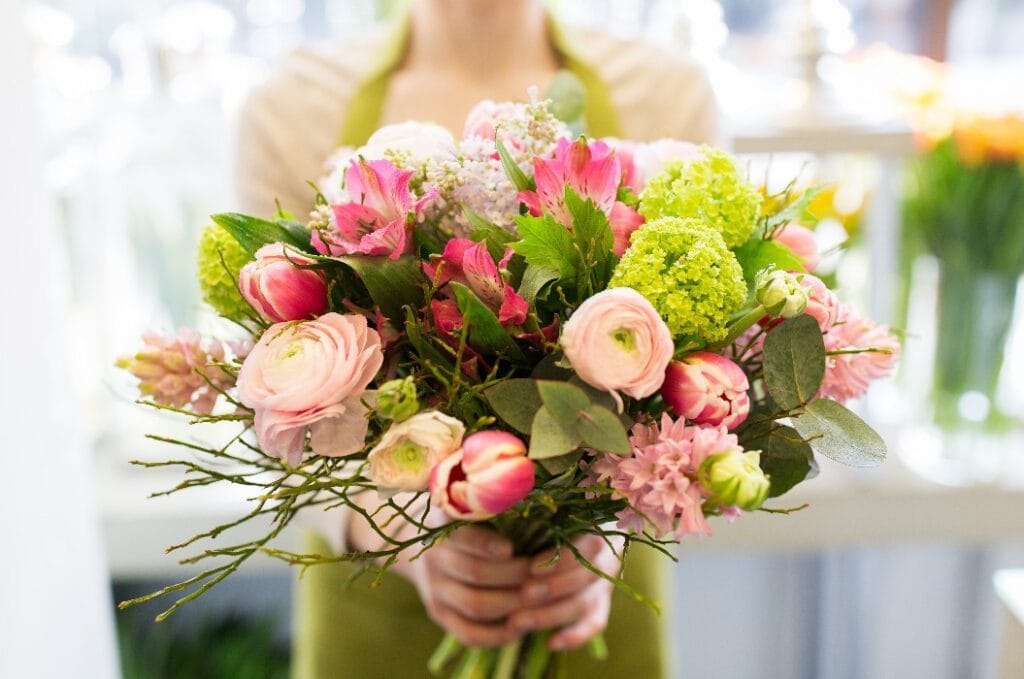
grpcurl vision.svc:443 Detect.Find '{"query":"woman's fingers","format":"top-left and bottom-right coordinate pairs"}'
top-left (432, 576), bottom-right (524, 622)
top-left (446, 525), bottom-right (515, 559)
top-left (429, 603), bottom-right (521, 648)
top-left (431, 548), bottom-right (531, 588)
top-left (547, 583), bottom-right (612, 651)
top-left (529, 534), bottom-right (606, 575)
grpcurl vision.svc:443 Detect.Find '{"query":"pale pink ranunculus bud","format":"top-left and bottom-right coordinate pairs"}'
top-left (799, 273), bottom-right (841, 332)
top-left (239, 243), bottom-right (328, 323)
top-left (367, 411), bottom-right (464, 493)
top-left (560, 287), bottom-right (674, 409)
top-left (463, 99), bottom-right (519, 142)
top-left (360, 121), bottom-right (456, 165)
top-left (661, 352), bottom-right (751, 430)
top-left (430, 431), bottom-right (535, 520)
top-left (774, 224), bottom-right (820, 272)
top-left (632, 139), bottom-right (700, 186)
top-left (236, 313), bottom-right (383, 465)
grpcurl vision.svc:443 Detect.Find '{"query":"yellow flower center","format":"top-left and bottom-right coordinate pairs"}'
top-left (610, 327), bottom-right (636, 353)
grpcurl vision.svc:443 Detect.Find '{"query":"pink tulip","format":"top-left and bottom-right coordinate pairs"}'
top-left (774, 224), bottom-right (820, 272)
top-left (425, 239), bottom-right (528, 327)
top-left (430, 431), bottom-right (535, 521)
top-left (239, 243), bottom-right (328, 323)
top-left (519, 137), bottom-right (621, 227)
top-left (661, 352), bottom-right (751, 430)
top-left (313, 158), bottom-right (437, 260)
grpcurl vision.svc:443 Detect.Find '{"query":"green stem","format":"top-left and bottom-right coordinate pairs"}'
top-left (492, 639), bottom-right (523, 679)
top-left (427, 632), bottom-right (463, 676)
top-left (451, 647), bottom-right (494, 679)
top-left (708, 304), bottom-right (767, 352)
top-left (521, 631), bottom-right (552, 679)
top-left (586, 634), bottom-right (609, 661)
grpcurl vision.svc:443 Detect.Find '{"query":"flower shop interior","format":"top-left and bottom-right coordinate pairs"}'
top-left (3, 1), bottom-right (1024, 678)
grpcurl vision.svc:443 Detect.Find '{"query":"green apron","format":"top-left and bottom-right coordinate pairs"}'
top-left (293, 13), bottom-right (665, 678)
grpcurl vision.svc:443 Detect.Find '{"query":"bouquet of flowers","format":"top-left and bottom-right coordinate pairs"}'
top-left (118, 94), bottom-right (899, 677)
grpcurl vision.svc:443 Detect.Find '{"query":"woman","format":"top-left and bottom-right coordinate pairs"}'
top-left (235, 2), bottom-right (717, 677)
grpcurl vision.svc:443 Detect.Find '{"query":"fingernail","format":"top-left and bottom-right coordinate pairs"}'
top-left (525, 582), bottom-right (547, 600)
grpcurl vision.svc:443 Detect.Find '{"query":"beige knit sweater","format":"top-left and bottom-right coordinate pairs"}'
top-left (234, 25), bottom-right (718, 218)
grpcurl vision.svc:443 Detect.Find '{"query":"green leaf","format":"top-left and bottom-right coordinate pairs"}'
top-left (733, 238), bottom-right (807, 282)
top-left (518, 265), bottom-right (560, 306)
top-left (512, 214), bottom-right (579, 279)
top-left (565, 187), bottom-right (617, 290)
top-left (484, 379), bottom-right (542, 433)
top-left (403, 309), bottom-right (450, 368)
top-left (763, 315), bottom-right (826, 410)
top-left (211, 213), bottom-right (313, 255)
top-left (464, 206), bottom-right (517, 263)
top-left (790, 398), bottom-right (887, 467)
top-left (529, 406), bottom-right (581, 459)
top-left (766, 184), bottom-right (826, 230)
top-left (740, 421), bottom-right (815, 497)
top-left (538, 450), bottom-right (584, 476)
top-left (496, 137), bottom-right (532, 193)
top-left (532, 353), bottom-right (573, 381)
top-left (336, 255), bottom-right (425, 325)
top-left (451, 283), bottom-right (525, 360)
top-left (537, 380), bottom-right (590, 425)
top-left (577, 405), bottom-right (630, 454)
top-left (567, 376), bottom-right (619, 416)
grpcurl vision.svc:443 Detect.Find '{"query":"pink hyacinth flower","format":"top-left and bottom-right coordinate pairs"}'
top-left (239, 243), bottom-right (328, 323)
top-left (519, 137), bottom-right (621, 227)
top-left (425, 239), bottom-right (528, 327)
top-left (662, 352), bottom-right (751, 430)
top-left (430, 431), bottom-right (535, 521)
top-left (818, 305), bottom-right (900, 403)
top-left (313, 158), bottom-right (437, 260)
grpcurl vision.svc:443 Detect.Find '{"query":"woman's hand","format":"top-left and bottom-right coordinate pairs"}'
top-left (509, 534), bottom-right (621, 651)
top-left (406, 524), bottom-right (532, 648)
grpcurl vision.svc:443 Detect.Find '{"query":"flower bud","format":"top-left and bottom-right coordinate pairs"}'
top-left (367, 411), bottom-right (464, 492)
top-left (238, 243), bottom-right (328, 323)
top-left (661, 352), bottom-right (750, 429)
top-left (430, 431), bottom-right (535, 520)
top-left (698, 447), bottom-right (770, 511)
top-left (376, 377), bottom-right (420, 422)
top-left (755, 268), bottom-right (808, 319)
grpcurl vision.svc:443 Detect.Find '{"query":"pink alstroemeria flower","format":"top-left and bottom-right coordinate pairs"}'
top-left (425, 238), bottom-right (528, 327)
top-left (313, 158), bottom-right (437, 260)
top-left (519, 137), bottom-right (644, 256)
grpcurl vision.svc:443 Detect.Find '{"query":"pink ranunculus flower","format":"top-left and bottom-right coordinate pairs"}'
top-left (367, 411), bottom-right (465, 493)
top-left (236, 313), bottom-right (383, 465)
top-left (774, 224), bottom-right (820, 272)
top-left (313, 158), bottom-right (437, 260)
top-left (425, 238), bottom-right (528, 326)
top-left (430, 431), bottom-right (535, 520)
top-left (560, 287), bottom-right (674, 409)
top-left (519, 137), bottom-right (621, 227)
top-left (588, 414), bottom-right (741, 539)
top-left (799, 273), bottom-right (841, 332)
top-left (662, 352), bottom-right (751, 430)
top-left (238, 243), bottom-right (328, 323)
top-left (818, 304), bottom-right (900, 403)
top-left (632, 138), bottom-right (700, 185)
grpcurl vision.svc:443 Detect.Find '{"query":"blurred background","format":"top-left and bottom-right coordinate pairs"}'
top-left (3, 0), bottom-right (1024, 677)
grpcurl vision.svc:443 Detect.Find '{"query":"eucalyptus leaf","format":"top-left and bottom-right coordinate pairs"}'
top-left (538, 450), bottom-right (584, 476)
top-left (577, 405), bottom-right (631, 454)
top-left (532, 353), bottom-right (573, 381)
top-left (791, 398), bottom-right (887, 467)
top-left (211, 213), bottom-right (313, 255)
top-left (732, 238), bottom-right (807, 282)
top-left (484, 379), bottom-right (541, 433)
top-left (742, 423), bottom-right (815, 497)
top-left (336, 255), bottom-right (425, 325)
top-left (537, 381), bottom-right (590, 425)
top-left (567, 376), bottom-right (619, 415)
top-left (763, 315), bottom-right (826, 410)
top-left (529, 406), bottom-right (581, 460)
top-left (451, 283), bottom-right (525, 360)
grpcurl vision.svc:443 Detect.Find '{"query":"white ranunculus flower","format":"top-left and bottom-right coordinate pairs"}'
top-left (360, 121), bottom-right (456, 166)
top-left (367, 410), bottom-right (465, 493)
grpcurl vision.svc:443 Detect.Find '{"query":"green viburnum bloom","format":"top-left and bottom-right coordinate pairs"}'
top-left (196, 224), bottom-right (253, 323)
top-left (639, 148), bottom-right (762, 248)
top-left (609, 217), bottom-right (746, 343)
